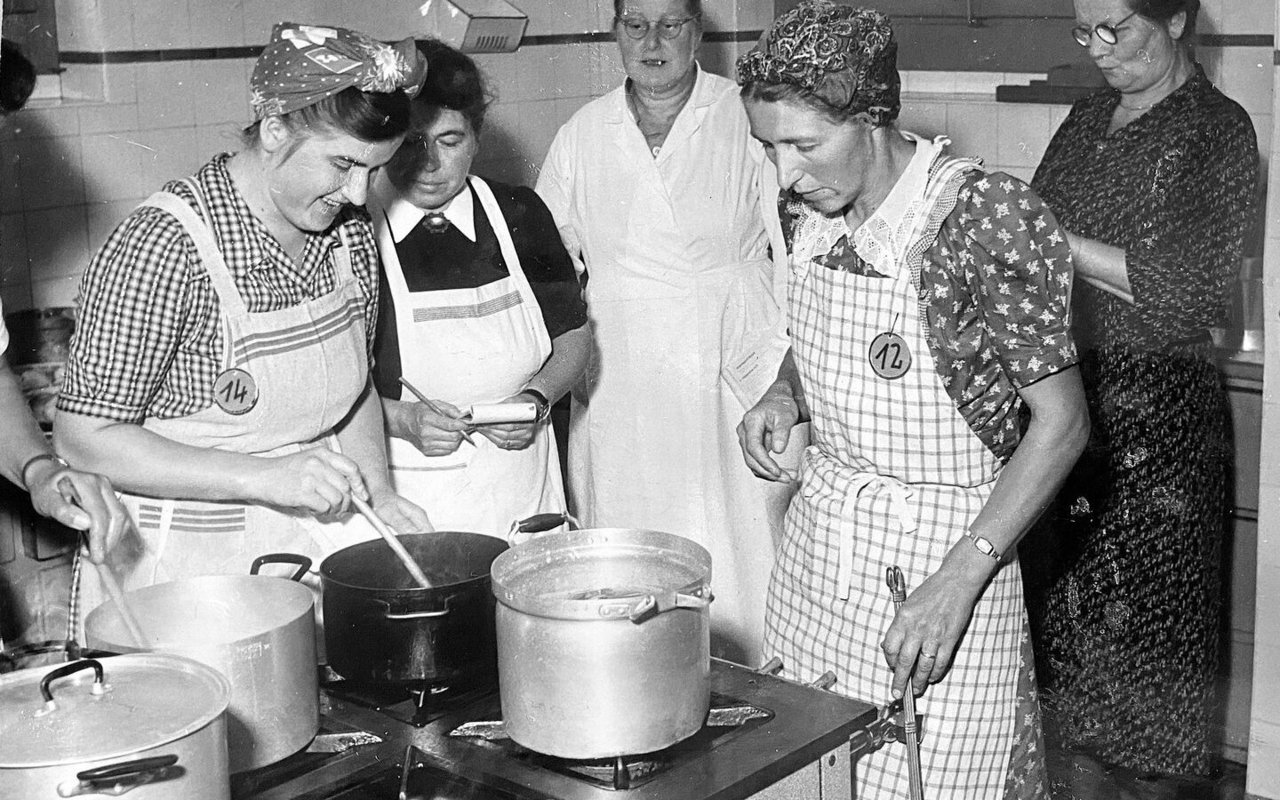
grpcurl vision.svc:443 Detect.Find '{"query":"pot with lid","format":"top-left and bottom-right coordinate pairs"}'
top-left (491, 515), bottom-right (713, 759)
top-left (0, 653), bottom-right (231, 799)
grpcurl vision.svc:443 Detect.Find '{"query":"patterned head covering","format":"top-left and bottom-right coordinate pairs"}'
top-left (736, 2), bottom-right (900, 125)
top-left (251, 23), bottom-right (428, 119)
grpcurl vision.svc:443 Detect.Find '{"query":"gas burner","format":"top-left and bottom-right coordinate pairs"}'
top-left (321, 675), bottom-right (494, 727)
top-left (448, 693), bottom-right (774, 790)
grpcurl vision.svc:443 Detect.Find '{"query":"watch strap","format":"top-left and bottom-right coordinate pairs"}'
top-left (963, 529), bottom-right (1002, 562)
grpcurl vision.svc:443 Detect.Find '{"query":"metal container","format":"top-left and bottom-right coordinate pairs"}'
top-left (320, 532), bottom-right (509, 686)
top-left (83, 554), bottom-right (318, 773)
top-left (491, 523), bottom-right (713, 759)
top-left (0, 653), bottom-right (231, 799)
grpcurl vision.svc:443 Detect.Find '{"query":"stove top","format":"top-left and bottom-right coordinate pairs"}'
top-left (235, 659), bottom-right (877, 800)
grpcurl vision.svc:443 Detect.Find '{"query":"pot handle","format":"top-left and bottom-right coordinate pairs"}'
top-left (57, 754), bottom-right (182, 797)
top-left (250, 553), bottom-right (313, 582)
top-left (38, 659), bottom-right (109, 712)
top-left (378, 596), bottom-right (453, 620)
top-left (507, 512), bottom-right (580, 544)
top-left (626, 586), bottom-right (714, 624)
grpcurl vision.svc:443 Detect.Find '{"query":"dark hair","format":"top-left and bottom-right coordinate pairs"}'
top-left (1129, 0), bottom-right (1200, 39)
top-left (1, 39), bottom-right (37, 113)
top-left (612, 0), bottom-right (704, 23)
top-left (240, 85), bottom-right (411, 147)
top-left (412, 39), bottom-right (491, 135)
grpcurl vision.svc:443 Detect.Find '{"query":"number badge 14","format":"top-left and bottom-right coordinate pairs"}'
top-left (214, 368), bottom-right (259, 415)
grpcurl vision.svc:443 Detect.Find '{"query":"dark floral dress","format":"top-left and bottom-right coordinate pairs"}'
top-left (1027, 65), bottom-right (1259, 776)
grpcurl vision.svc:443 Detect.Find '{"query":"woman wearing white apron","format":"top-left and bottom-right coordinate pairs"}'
top-left (737, 5), bottom-right (1090, 798)
top-left (56, 24), bottom-right (432, 627)
top-left (369, 41), bottom-right (589, 537)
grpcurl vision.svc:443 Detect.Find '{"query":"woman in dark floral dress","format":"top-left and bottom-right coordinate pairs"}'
top-left (1027, 0), bottom-right (1258, 795)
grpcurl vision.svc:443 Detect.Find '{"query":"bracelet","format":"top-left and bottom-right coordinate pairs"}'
top-left (20, 453), bottom-right (69, 492)
top-left (521, 388), bottom-right (551, 422)
top-left (963, 529), bottom-right (1002, 562)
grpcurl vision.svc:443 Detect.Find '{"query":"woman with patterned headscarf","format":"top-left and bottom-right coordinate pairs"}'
top-left (57, 23), bottom-right (432, 629)
top-left (736, 3), bottom-right (1089, 797)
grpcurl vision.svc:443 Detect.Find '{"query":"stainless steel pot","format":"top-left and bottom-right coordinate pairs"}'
top-left (83, 554), bottom-right (318, 774)
top-left (0, 654), bottom-right (230, 799)
top-left (491, 516), bottom-right (713, 759)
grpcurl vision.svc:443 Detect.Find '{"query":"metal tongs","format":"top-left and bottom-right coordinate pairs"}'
top-left (886, 566), bottom-right (926, 800)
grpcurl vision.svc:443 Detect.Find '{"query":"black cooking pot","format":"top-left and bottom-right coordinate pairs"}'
top-left (319, 532), bottom-right (508, 686)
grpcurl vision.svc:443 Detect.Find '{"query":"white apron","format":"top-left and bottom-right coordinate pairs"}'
top-left (764, 140), bottom-right (1028, 798)
top-left (78, 183), bottom-right (378, 636)
top-left (372, 176), bottom-right (564, 538)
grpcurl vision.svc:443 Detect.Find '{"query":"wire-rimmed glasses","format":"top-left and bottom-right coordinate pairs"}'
top-left (1072, 10), bottom-right (1139, 47)
top-left (616, 14), bottom-right (700, 40)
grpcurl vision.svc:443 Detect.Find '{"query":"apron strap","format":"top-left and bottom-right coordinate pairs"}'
top-left (139, 186), bottom-right (247, 317)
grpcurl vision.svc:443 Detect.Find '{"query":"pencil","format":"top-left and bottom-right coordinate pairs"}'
top-left (397, 377), bottom-right (476, 446)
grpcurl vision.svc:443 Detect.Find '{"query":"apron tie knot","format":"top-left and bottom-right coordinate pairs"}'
top-left (838, 471), bottom-right (919, 600)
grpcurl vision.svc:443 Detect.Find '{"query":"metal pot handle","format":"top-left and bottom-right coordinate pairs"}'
top-left (625, 586), bottom-right (713, 624)
top-left (377, 595), bottom-right (453, 620)
top-left (57, 754), bottom-right (182, 797)
top-left (250, 553), bottom-right (313, 582)
top-left (507, 512), bottom-right (581, 544)
top-left (38, 659), bottom-right (109, 712)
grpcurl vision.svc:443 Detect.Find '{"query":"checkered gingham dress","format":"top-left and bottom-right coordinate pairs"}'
top-left (765, 153), bottom-right (1033, 799)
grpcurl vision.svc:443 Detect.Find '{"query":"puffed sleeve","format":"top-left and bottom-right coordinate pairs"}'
top-left (1124, 108), bottom-right (1258, 339)
top-left (957, 172), bottom-right (1078, 387)
top-left (58, 209), bottom-right (195, 422)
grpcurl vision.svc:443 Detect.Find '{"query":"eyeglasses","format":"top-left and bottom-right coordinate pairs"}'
top-left (1072, 10), bottom-right (1139, 47)
top-left (616, 14), bottom-right (700, 40)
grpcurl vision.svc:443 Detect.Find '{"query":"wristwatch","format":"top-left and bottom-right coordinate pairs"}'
top-left (963, 529), bottom-right (1002, 562)
top-left (521, 388), bottom-right (551, 422)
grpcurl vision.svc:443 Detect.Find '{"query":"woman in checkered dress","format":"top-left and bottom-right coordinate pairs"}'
top-left (55, 24), bottom-right (433, 626)
top-left (736, 3), bottom-right (1090, 797)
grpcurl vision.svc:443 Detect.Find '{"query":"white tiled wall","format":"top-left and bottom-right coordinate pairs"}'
top-left (1, 1), bottom-right (1274, 319)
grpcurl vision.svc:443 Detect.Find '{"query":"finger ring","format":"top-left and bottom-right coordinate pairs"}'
top-left (921, 652), bottom-right (938, 659)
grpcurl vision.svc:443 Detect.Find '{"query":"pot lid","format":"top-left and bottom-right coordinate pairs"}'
top-left (0, 653), bottom-right (229, 768)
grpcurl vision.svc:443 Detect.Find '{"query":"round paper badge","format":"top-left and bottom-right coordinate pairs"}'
top-left (213, 368), bottom-right (259, 415)
top-left (868, 331), bottom-right (912, 380)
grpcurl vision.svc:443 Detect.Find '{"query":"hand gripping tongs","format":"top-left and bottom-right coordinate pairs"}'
top-left (886, 566), bottom-right (926, 800)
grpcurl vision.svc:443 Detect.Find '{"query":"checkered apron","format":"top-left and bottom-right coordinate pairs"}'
top-left (764, 153), bottom-right (1027, 798)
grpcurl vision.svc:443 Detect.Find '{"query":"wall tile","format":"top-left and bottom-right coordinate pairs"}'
top-left (189, 0), bottom-right (247, 48)
top-left (60, 65), bottom-right (107, 104)
top-left (77, 103), bottom-right (140, 137)
top-left (0, 283), bottom-right (32, 312)
top-left (9, 106), bottom-right (82, 141)
top-left (79, 0), bottom-right (137, 50)
top-left (135, 62), bottom-right (198, 130)
top-left (135, 127), bottom-right (205, 191)
top-left (0, 145), bottom-right (22, 216)
top-left (197, 125), bottom-right (245, 162)
top-left (102, 63), bottom-right (140, 107)
top-left (1198, 0), bottom-right (1225, 33)
top-left (997, 103), bottom-right (1054, 168)
top-left (1219, 0), bottom-right (1274, 36)
top-left (30, 276), bottom-right (83, 309)
top-left (79, 133), bottom-right (148, 203)
top-left (16, 137), bottom-right (87, 211)
top-left (1218, 47), bottom-right (1273, 116)
top-left (943, 101), bottom-right (1001, 166)
top-left (24, 207), bottom-right (90, 282)
top-left (547, 44), bottom-right (596, 99)
top-left (191, 60), bottom-right (253, 126)
top-left (899, 98), bottom-right (949, 141)
top-left (0, 214), bottom-right (30, 289)
top-left (132, 0), bottom-right (191, 49)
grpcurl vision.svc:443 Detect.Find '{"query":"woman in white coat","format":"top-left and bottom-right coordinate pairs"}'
top-left (370, 40), bottom-right (590, 537)
top-left (536, 0), bottom-right (795, 665)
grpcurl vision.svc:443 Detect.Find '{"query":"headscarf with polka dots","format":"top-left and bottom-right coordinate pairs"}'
top-left (250, 22), bottom-right (427, 119)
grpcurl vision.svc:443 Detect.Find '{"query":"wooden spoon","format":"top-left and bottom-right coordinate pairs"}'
top-left (351, 495), bottom-right (433, 589)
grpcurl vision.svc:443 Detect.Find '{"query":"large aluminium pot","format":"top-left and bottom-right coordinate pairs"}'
top-left (320, 532), bottom-right (509, 685)
top-left (83, 554), bottom-right (318, 774)
top-left (0, 654), bottom-right (231, 799)
top-left (491, 517), bottom-right (713, 759)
